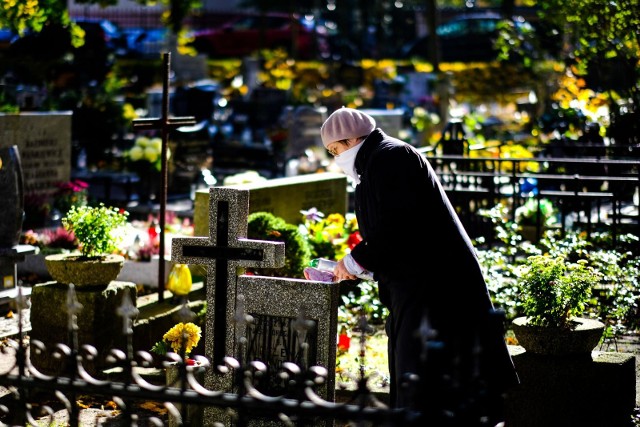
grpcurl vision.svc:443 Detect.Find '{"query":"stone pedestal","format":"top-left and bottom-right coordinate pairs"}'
top-left (504, 346), bottom-right (636, 427)
top-left (29, 280), bottom-right (137, 378)
top-left (166, 362), bottom-right (207, 427)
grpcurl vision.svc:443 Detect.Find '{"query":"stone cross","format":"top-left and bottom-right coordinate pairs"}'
top-left (171, 187), bottom-right (285, 372)
top-left (132, 52), bottom-right (196, 300)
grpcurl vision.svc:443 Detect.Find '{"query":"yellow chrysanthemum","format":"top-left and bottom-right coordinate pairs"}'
top-left (326, 213), bottom-right (345, 227)
top-left (163, 322), bottom-right (202, 355)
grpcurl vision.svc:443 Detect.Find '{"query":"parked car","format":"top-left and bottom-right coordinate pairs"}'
top-left (75, 18), bottom-right (128, 56)
top-left (401, 13), bottom-right (534, 62)
top-left (189, 13), bottom-right (329, 59)
top-left (121, 27), bottom-right (168, 58)
top-left (0, 28), bottom-right (14, 51)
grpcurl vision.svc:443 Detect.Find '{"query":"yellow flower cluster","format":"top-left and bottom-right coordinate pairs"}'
top-left (163, 322), bottom-right (202, 355)
top-left (127, 136), bottom-right (170, 171)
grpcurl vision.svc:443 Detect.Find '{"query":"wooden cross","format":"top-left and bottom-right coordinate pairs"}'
top-left (132, 52), bottom-right (196, 301)
top-left (171, 187), bottom-right (285, 371)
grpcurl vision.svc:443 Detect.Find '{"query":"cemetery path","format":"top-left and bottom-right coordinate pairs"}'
top-left (0, 308), bottom-right (638, 425)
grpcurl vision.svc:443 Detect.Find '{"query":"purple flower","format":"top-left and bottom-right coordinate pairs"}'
top-left (300, 207), bottom-right (325, 222)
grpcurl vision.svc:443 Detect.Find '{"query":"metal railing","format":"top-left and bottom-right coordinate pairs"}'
top-left (0, 286), bottom-right (504, 427)
top-left (419, 151), bottom-right (640, 243)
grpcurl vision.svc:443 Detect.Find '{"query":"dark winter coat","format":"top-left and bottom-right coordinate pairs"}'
top-left (349, 129), bottom-right (519, 409)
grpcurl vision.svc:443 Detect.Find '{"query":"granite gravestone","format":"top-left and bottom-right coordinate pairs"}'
top-left (0, 145), bottom-right (36, 304)
top-left (0, 112), bottom-right (72, 207)
top-left (172, 187), bottom-right (286, 384)
top-left (285, 105), bottom-right (328, 160)
top-left (0, 145), bottom-right (24, 248)
top-left (172, 187), bottom-right (340, 427)
top-left (193, 172), bottom-right (348, 236)
top-left (360, 108), bottom-right (405, 139)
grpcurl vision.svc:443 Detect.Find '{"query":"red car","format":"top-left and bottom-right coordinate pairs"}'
top-left (190, 13), bottom-right (329, 59)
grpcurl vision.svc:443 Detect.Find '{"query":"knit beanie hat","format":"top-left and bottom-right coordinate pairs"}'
top-left (320, 107), bottom-right (376, 148)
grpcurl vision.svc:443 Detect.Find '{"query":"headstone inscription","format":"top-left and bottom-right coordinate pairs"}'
top-left (237, 275), bottom-right (339, 402)
top-left (0, 112), bottom-right (72, 209)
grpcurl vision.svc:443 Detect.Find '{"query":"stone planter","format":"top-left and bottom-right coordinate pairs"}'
top-left (45, 253), bottom-right (125, 287)
top-left (512, 316), bottom-right (605, 356)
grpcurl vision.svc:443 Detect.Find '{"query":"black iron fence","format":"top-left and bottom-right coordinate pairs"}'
top-left (420, 152), bottom-right (640, 244)
top-left (0, 287), bottom-right (504, 427)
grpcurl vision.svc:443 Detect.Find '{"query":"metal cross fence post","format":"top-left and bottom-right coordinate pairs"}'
top-left (132, 52), bottom-right (196, 301)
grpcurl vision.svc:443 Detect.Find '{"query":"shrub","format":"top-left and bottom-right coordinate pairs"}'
top-left (246, 212), bottom-right (311, 279)
top-left (61, 203), bottom-right (129, 258)
top-left (515, 255), bottom-right (601, 328)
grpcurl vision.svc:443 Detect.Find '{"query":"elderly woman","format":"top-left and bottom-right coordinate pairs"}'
top-left (321, 107), bottom-right (519, 424)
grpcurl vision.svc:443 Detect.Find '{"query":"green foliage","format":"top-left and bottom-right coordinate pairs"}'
top-left (246, 212), bottom-right (312, 279)
top-left (338, 280), bottom-right (389, 327)
top-left (515, 197), bottom-right (558, 226)
top-left (61, 203), bottom-right (129, 258)
top-left (537, 0), bottom-right (640, 103)
top-left (476, 202), bottom-right (640, 338)
top-left (0, 0), bottom-right (70, 35)
top-left (516, 255), bottom-right (601, 328)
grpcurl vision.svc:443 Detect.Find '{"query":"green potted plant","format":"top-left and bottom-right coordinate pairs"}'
top-left (511, 254), bottom-right (605, 355)
top-left (44, 203), bottom-right (129, 287)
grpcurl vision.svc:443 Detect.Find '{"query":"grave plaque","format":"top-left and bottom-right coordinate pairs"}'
top-left (194, 173), bottom-right (348, 236)
top-left (238, 275), bottom-right (339, 402)
top-left (0, 112), bottom-right (72, 203)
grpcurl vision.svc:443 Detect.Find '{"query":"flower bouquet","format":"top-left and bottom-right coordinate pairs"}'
top-left (151, 322), bottom-right (202, 364)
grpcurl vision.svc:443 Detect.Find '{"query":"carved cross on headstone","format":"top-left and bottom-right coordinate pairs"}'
top-left (171, 187), bottom-right (285, 373)
top-left (132, 52), bottom-right (196, 300)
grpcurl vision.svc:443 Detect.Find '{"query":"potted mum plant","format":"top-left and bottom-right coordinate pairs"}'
top-left (44, 203), bottom-right (129, 287)
top-left (511, 254), bottom-right (604, 355)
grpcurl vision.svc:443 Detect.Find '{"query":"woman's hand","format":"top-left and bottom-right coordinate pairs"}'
top-left (335, 259), bottom-right (357, 282)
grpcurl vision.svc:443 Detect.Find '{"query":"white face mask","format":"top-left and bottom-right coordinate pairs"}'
top-left (334, 141), bottom-right (363, 184)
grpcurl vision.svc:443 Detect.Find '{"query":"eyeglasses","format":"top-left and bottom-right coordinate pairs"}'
top-left (326, 139), bottom-right (349, 157)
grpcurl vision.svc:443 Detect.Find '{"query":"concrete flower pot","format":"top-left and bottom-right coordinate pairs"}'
top-left (512, 316), bottom-right (605, 356)
top-left (45, 253), bottom-right (125, 287)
